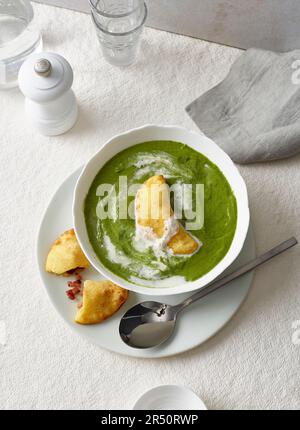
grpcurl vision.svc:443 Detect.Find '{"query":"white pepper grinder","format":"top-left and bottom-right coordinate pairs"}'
top-left (18, 52), bottom-right (78, 136)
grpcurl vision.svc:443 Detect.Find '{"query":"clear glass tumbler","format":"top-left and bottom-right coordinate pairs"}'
top-left (0, 0), bottom-right (42, 90)
top-left (89, 0), bottom-right (147, 67)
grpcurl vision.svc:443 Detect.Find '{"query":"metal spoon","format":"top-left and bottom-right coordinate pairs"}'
top-left (119, 237), bottom-right (297, 349)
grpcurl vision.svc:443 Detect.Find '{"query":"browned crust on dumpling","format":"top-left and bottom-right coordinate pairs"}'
top-left (75, 280), bottom-right (128, 325)
top-left (45, 228), bottom-right (90, 275)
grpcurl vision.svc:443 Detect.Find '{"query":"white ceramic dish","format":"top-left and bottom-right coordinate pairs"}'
top-left (133, 385), bottom-right (207, 410)
top-left (37, 168), bottom-right (254, 358)
top-left (73, 125), bottom-right (250, 295)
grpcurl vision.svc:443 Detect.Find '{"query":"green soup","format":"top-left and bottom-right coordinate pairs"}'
top-left (84, 141), bottom-right (237, 286)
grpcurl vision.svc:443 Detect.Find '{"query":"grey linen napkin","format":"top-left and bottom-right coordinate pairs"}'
top-left (186, 48), bottom-right (300, 164)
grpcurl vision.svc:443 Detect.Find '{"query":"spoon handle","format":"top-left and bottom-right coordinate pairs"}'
top-left (177, 237), bottom-right (297, 312)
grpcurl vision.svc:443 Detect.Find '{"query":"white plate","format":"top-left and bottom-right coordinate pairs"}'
top-left (133, 385), bottom-right (207, 410)
top-left (37, 168), bottom-right (255, 358)
top-left (73, 124), bottom-right (250, 295)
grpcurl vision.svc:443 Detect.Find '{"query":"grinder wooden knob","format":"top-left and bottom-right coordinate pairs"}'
top-left (18, 52), bottom-right (78, 136)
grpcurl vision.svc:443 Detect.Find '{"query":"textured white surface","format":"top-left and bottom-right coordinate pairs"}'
top-left (0, 3), bottom-right (299, 410)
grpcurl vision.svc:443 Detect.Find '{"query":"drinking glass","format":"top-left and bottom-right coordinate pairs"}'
top-left (89, 0), bottom-right (147, 66)
top-left (0, 0), bottom-right (42, 89)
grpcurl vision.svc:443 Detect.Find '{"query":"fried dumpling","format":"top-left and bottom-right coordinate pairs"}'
top-left (135, 175), bottom-right (199, 255)
top-left (45, 228), bottom-right (90, 275)
top-left (136, 175), bottom-right (171, 237)
top-left (75, 280), bottom-right (128, 324)
top-left (167, 224), bottom-right (199, 255)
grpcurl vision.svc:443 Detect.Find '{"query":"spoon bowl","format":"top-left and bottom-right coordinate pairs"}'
top-left (119, 301), bottom-right (178, 348)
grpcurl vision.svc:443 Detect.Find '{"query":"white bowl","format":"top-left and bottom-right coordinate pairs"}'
top-left (133, 385), bottom-right (207, 410)
top-left (73, 124), bottom-right (249, 296)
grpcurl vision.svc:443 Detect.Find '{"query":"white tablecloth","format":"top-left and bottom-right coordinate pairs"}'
top-left (1, 3), bottom-right (299, 410)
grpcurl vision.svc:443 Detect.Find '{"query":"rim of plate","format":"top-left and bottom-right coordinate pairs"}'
top-left (73, 124), bottom-right (250, 296)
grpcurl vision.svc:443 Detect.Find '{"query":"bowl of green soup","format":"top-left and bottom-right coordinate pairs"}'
top-left (73, 125), bottom-right (249, 295)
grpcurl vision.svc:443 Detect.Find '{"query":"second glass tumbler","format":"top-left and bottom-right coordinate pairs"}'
top-left (89, 0), bottom-right (147, 67)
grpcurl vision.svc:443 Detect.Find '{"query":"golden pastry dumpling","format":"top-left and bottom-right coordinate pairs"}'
top-left (75, 280), bottom-right (128, 325)
top-left (135, 175), bottom-right (199, 255)
top-left (136, 175), bottom-right (172, 237)
top-left (45, 228), bottom-right (90, 275)
top-left (167, 224), bottom-right (199, 255)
